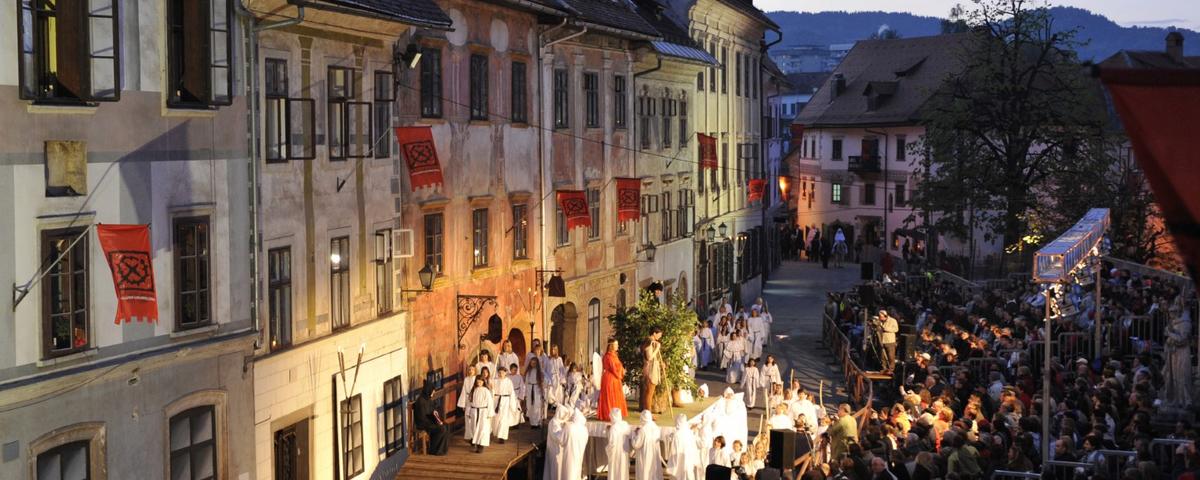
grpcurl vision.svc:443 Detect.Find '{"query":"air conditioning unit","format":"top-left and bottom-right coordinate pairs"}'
top-left (393, 229), bottom-right (414, 258)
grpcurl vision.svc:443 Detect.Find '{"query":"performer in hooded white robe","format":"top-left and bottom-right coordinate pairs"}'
top-left (492, 369), bottom-right (522, 442)
top-left (630, 410), bottom-right (663, 480)
top-left (741, 358), bottom-right (763, 410)
top-left (559, 410), bottom-right (590, 480)
top-left (667, 414), bottom-right (702, 480)
top-left (525, 359), bottom-right (548, 427)
top-left (607, 409), bottom-right (633, 480)
top-left (544, 408), bottom-right (570, 480)
top-left (724, 332), bottom-right (747, 384)
top-left (459, 365), bottom-right (478, 440)
top-left (716, 388), bottom-right (749, 447)
top-left (466, 377), bottom-right (495, 451)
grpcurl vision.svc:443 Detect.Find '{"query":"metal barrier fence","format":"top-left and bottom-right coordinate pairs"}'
top-left (1096, 450), bottom-right (1137, 480)
top-left (1058, 332), bottom-right (1094, 364)
top-left (966, 357), bottom-right (1007, 382)
top-left (1045, 461), bottom-right (1092, 480)
top-left (1149, 438), bottom-right (1193, 478)
top-left (992, 470), bottom-right (1041, 480)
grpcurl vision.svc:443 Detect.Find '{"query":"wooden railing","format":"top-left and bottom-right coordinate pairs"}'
top-left (822, 305), bottom-right (874, 408)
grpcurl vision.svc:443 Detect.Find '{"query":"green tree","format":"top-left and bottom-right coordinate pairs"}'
top-left (608, 291), bottom-right (699, 411)
top-left (914, 0), bottom-right (1107, 273)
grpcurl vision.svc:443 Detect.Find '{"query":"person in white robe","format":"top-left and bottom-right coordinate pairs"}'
top-left (698, 413), bottom-right (717, 467)
top-left (559, 410), bottom-right (590, 480)
top-left (606, 409), bottom-right (633, 480)
top-left (724, 332), bottom-right (747, 384)
top-left (509, 364), bottom-right (527, 422)
top-left (768, 403), bottom-right (795, 430)
top-left (497, 341), bottom-right (520, 373)
top-left (709, 436), bottom-right (731, 467)
top-left (792, 390), bottom-right (820, 432)
top-left (525, 358), bottom-right (548, 427)
top-left (476, 350), bottom-right (497, 383)
top-left (691, 331), bottom-right (702, 371)
top-left (630, 410), bottom-right (663, 480)
top-left (761, 355), bottom-right (782, 387)
top-left (466, 376), bottom-right (494, 452)
top-left (667, 414), bottom-right (702, 480)
top-left (544, 408), bottom-right (570, 480)
top-left (716, 388), bottom-right (749, 447)
top-left (741, 357), bottom-right (763, 410)
top-left (747, 312), bottom-right (766, 360)
top-left (525, 340), bottom-right (546, 370)
top-left (716, 325), bottom-right (731, 369)
top-left (698, 321), bottom-right (715, 368)
top-left (546, 345), bottom-right (566, 406)
top-left (459, 365), bottom-right (478, 440)
top-left (492, 369), bottom-right (521, 442)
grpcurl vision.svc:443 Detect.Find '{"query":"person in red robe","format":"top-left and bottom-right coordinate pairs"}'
top-left (598, 337), bottom-right (628, 421)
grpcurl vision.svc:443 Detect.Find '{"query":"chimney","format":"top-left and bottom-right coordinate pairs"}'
top-left (1166, 31), bottom-right (1184, 62)
top-left (831, 73), bottom-right (845, 97)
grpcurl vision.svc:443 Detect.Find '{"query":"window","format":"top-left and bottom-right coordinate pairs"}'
top-left (328, 67), bottom-right (370, 160)
top-left (469, 54), bottom-right (488, 121)
top-left (832, 138), bottom-right (843, 160)
top-left (709, 42), bottom-right (717, 92)
top-left (553, 69), bottom-right (569, 129)
top-left (340, 394), bottom-right (363, 479)
top-left (722, 142), bottom-right (729, 187)
top-left (264, 59), bottom-right (314, 161)
top-left (678, 189), bottom-right (694, 237)
top-left (18, 0), bottom-right (120, 103)
top-left (662, 97), bottom-right (672, 149)
top-left (679, 99), bottom-right (688, 147)
top-left (374, 71), bottom-right (393, 158)
top-left (639, 97), bottom-right (651, 150)
top-left (735, 52), bottom-right (742, 96)
top-left (41, 227), bottom-right (88, 357)
top-left (660, 191), bottom-right (673, 242)
top-left (863, 183), bottom-right (876, 205)
top-left (584, 72), bottom-right (599, 128)
top-left (832, 182), bottom-right (843, 204)
top-left (420, 48), bottom-right (443, 118)
top-left (556, 205), bottom-right (570, 246)
top-left (166, 0), bottom-right (232, 107)
top-left (169, 406), bottom-right (217, 480)
top-left (614, 75), bottom-right (627, 129)
top-left (512, 204), bottom-right (528, 259)
top-left (895, 183), bottom-right (907, 206)
top-left (375, 230), bottom-right (393, 314)
top-left (383, 375), bottom-right (406, 456)
top-left (511, 61), bottom-right (527, 123)
top-left (175, 217), bottom-right (211, 331)
top-left (587, 188), bottom-right (601, 240)
top-left (36, 441), bottom-right (90, 480)
top-left (721, 47), bottom-right (728, 94)
top-left (697, 71), bottom-right (704, 90)
top-left (268, 247), bottom-right (292, 351)
top-left (423, 214), bottom-right (443, 275)
top-left (587, 298), bottom-right (601, 356)
top-left (330, 236), bottom-right (350, 330)
top-left (896, 135), bottom-right (907, 161)
top-left (472, 209), bottom-right (489, 268)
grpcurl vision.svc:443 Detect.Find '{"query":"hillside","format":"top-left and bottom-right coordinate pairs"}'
top-left (766, 7), bottom-right (1200, 62)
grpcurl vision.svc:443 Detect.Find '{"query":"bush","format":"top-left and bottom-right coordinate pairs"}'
top-left (609, 290), bottom-right (700, 407)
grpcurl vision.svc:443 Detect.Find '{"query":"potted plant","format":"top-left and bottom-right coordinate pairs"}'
top-left (610, 290), bottom-right (700, 410)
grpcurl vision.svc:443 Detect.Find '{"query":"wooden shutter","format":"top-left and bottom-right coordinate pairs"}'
top-left (57, 0), bottom-right (87, 99)
top-left (183, 0), bottom-right (209, 102)
top-left (17, 0), bottom-right (36, 99)
top-left (87, 0), bottom-right (120, 100)
top-left (209, 0), bottom-right (232, 104)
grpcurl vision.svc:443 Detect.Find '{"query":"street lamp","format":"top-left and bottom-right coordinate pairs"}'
top-left (638, 242), bottom-right (658, 262)
top-left (718, 222), bottom-right (728, 239)
top-left (705, 225), bottom-right (716, 242)
top-left (402, 264), bottom-right (435, 296)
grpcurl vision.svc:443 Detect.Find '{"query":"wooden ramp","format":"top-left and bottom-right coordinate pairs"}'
top-left (397, 427), bottom-right (541, 480)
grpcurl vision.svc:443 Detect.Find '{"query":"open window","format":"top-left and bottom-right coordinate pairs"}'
top-left (264, 58), bottom-right (315, 162)
top-left (327, 67), bottom-right (371, 160)
top-left (18, 0), bottom-right (121, 103)
top-left (166, 0), bottom-right (233, 108)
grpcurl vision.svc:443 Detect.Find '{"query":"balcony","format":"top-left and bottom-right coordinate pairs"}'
top-left (848, 155), bottom-right (881, 174)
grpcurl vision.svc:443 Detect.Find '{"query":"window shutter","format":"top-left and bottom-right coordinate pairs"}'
top-left (87, 0), bottom-right (120, 101)
top-left (57, 0), bottom-right (88, 98)
top-left (183, 0), bottom-right (209, 101)
top-left (17, 0), bottom-right (36, 99)
top-left (209, 0), bottom-right (233, 105)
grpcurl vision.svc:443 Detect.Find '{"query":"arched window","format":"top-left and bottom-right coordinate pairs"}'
top-left (587, 298), bottom-right (601, 356)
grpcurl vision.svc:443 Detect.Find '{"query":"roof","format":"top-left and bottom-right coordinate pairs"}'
top-left (1098, 50), bottom-right (1200, 70)
top-left (794, 33), bottom-right (973, 128)
top-left (634, 0), bottom-right (716, 64)
top-left (301, 0), bottom-right (452, 28)
top-left (650, 41), bottom-right (719, 64)
top-left (762, 56), bottom-right (787, 81)
top-left (561, 0), bottom-right (661, 39)
top-left (716, 0), bottom-right (778, 30)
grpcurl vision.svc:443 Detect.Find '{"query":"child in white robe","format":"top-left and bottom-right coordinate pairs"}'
top-left (466, 376), bottom-right (494, 453)
top-left (497, 341), bottom-right (520, 373)
top-left (492, 369), bottom-right (521, 443)
top-left (724, 332), bottom-right (747, 384)
top-left (741, 358), bottom-right (763, 410)
top-left (606, 409), bottom-right (633, 480)
top-left (507, 364), bottom-right (526, 423)
top-left (708, 436), bottom-right (731, 467)
top-left (459, 365), bottom-right (478, 440)
top-left (475, 350), bottom-right (497, 384)
top-left (667, 414), bottom-right (702, 480)
top-left (525, 358), bottom-right (548, 427)
top-left (630, 410), bottom-right (663, 480)
top-left (761, 355), bottom-right (782, 387)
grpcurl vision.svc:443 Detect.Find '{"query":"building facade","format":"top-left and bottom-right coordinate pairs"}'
top-left (0, 0), bottom-right (255, 478)
top-left (244, 0), bottom-right (451, 478)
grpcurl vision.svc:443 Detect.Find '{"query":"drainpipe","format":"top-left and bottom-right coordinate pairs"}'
top-left (759, 28), bottom-right (782, 294)
top-left (235, 1), bottom-right (305, 348)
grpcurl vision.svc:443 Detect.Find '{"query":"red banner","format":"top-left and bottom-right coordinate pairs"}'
top-left (556, 190), bottom-right (591, 230)
top-left (97, 224), bottom-right (159, 324)
top-left (748, 179), bottom-right (767, 203)
top-left (615, 178), bottom-right (641, 223)
top-left (698, 133), bottom-right (718, 170)
top-left (1101, 69), bottom-right (1200, 292)
top-left (395, 126), bottom-right (445, 190)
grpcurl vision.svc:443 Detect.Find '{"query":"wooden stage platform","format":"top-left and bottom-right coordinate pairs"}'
top-left (397, 427), bottom-right (541, 480)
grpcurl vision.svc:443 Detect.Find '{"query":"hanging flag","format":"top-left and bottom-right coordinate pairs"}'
top-left (748, 178), bottom-right (767, 203)
top-left (615, 178), bottom-right (641, 223)
top-left (698, 133), bottom-right (718, 170)
top-left (1101, 68), bottom-right (1200, 292)
top-left (556, 190), bottom-right (591, 230)
top-left (395, 126), bottom-right (445, 190)
top-left (97, 224), bottom-right (159, 324)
